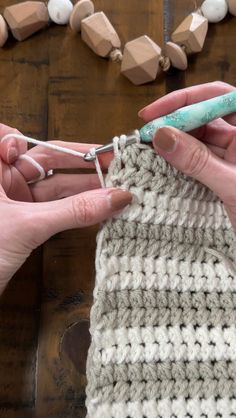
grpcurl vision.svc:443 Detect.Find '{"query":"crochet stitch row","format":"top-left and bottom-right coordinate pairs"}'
top-left (86, 143), bottom-right (236, 418)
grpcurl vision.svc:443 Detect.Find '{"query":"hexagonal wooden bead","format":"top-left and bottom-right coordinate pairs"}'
top-left (171, 12), bottom-right (208, 54)
top-left (4, 1), bottom-right (49, 41)
top-left (121, 35), bottom-right (162, 85)
top-left (81, 11), bottom-right (121, 57)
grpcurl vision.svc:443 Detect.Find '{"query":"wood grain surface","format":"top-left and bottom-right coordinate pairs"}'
top-left (0, 1), bottom-right (235, 417)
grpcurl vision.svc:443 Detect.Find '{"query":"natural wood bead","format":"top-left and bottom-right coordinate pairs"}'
top-left (227, 0), bottom-right (236, 16)
top-left (172, 12), bottom-right (208, 54)
top-left (0, 15), bottom-right (8, 47)
top-left (70, 0), bottom-right (94, 32)
top-left (159, 55), bottom-right (171, 72)
top-left (165, 41), bottom-right (188, 70)
top-left (4, 1), bottom-right (49, 41)
top-left (121, 35), bottom-right (162, 85)
top-left (81, 11), bottom-right (121, 58)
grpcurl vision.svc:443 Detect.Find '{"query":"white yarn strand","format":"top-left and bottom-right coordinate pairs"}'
top-left (18, 154), bottom-right (46, 184)
top-left (1, 133), bottom-right (105, 187)
top-left (1, 132), bottom-right (140, 189)
top-left (1, 133), bottom-right (86, 159)
top-left (89, 147), bottom-right (105, 188)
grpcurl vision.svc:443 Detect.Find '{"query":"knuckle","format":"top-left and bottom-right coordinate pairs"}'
top-left (71, 195), bottom-right (96, 225)
top-left (184, 145), bottom-right (210, 177)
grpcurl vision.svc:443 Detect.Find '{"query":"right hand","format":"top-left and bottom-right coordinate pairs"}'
top-left (139, 81), bottom-right (236, 231)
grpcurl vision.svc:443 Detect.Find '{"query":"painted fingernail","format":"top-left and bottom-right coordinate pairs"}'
top-left (154, 127), bottom-right (177, 153)
top-left (7, 147), bottom-right (18, 163)
top-left (110, 189), bottom-right (132, 211)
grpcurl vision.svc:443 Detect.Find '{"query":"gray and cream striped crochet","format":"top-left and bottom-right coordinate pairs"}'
top-left (86, 142), bottom-right (236, 418)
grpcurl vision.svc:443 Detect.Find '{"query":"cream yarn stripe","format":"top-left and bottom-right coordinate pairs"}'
top-left (118, 191), bottom-right (231, 229)
top-left (86, 142), bottom-right (236, 418)
top-left (88, 398), bottom-right (236, 418)
top-left (92, 325), bottom-right (236, 363)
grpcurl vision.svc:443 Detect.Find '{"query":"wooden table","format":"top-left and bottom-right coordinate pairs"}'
top-left (0, 1), bottom-right (235, 417)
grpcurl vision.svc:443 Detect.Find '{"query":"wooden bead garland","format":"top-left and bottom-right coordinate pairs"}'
top-left (0, 0), bottom-right (235, 84)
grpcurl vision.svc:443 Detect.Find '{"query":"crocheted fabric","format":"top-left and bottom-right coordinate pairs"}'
top-left (86, 143), bottom-right (236, 418)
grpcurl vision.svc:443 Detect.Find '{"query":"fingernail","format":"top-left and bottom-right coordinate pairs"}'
top-left (7, 147), bottom-right (18, 163)
top-left (110, 189), bottom-right (133, 211)
top-left (138, 107), bottom-right (147, 118)
top-left (154, 127), bottom-right (177, 153)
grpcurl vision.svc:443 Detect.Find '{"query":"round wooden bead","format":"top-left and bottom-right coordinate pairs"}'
top-left (48, 0), bottom-right (73, 25)
top-left (227, 0), bottom-right (236, 16)
top-left (0, 15), bottom-right (8, 47)
top-left (201, 0), bottom-right (228, 22)
top-left (165, 42), bottom-right (188, 70)
top-left (70, 0), bottom-right (94, 32)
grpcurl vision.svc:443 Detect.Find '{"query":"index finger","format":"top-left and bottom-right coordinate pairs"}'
top-left (138, 81), bottom-right (236, 124)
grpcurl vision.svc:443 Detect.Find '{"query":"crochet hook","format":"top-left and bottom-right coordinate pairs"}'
top-left (84, 90), bottom-right (236, 161)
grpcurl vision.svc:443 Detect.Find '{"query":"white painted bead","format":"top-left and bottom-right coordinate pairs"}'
top-left (48, 0), bottom-right (73, 25)
top-left (201, 0), bottom-right (228, 22)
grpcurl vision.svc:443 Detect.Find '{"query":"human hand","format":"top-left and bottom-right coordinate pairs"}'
top-left (0, 125), bottom-right (132, 295)
top-left (139, 81), bottom-right (236, 231)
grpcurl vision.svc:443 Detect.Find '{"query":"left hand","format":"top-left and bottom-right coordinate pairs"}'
top-left (0, 124), bottom-right (131, 294)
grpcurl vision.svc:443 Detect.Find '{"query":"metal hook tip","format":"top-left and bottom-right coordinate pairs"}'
top-left (84, 152), bottom-right (96, 162)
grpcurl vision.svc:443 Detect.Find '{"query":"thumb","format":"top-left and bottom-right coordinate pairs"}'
top-left (28, 188), bottom-right (132, 243)
top-left (153, 126), bottom-right (236, 201)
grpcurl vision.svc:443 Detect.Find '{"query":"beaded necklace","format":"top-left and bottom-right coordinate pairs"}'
top-left (0, 0), bottom-right (235, 85)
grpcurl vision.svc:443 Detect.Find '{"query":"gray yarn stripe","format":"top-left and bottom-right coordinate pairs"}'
top-left (103, 220), bottom-right (234, 259)
top-left (110, 146), bottom-right (217, 202)
top-left (93, 289), bottom-right (236, 329)
top-left (95, 306), bottom-right (236, 329)
top-left (86, 361), bottom-right (236, 403)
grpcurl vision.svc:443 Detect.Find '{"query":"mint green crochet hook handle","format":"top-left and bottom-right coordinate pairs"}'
top-left (139, 90), bottom-right (236, 142)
